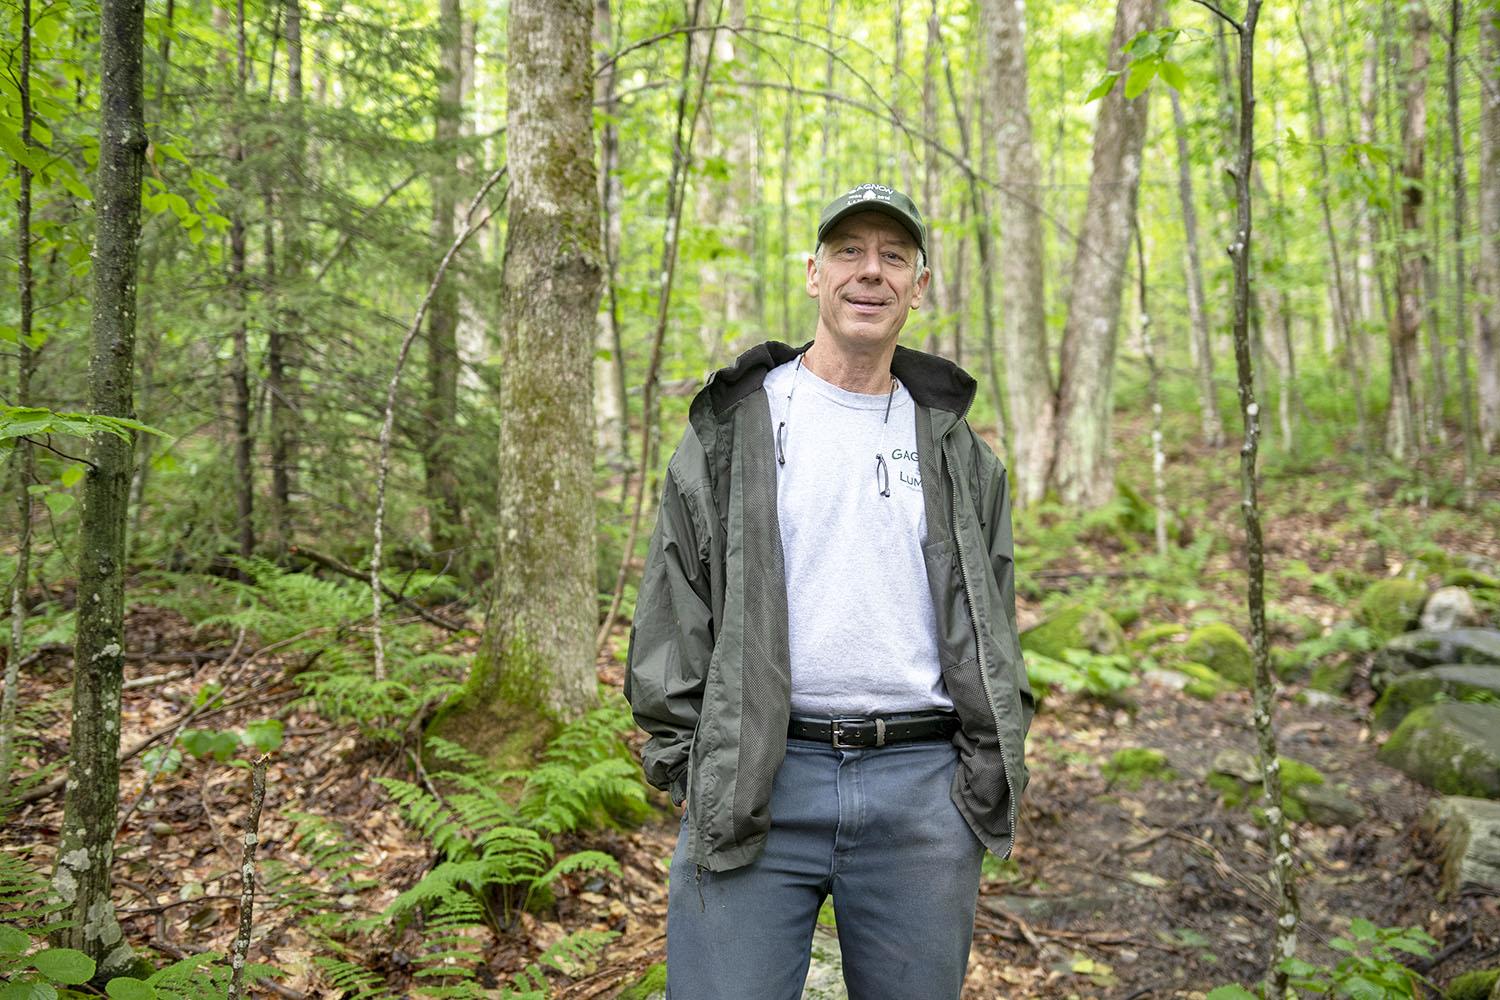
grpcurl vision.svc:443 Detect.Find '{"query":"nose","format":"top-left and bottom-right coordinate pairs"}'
top-left (857, 247), bottom-right (883, 280)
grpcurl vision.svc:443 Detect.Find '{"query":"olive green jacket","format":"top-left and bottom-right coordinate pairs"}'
top-left (624, 341), bottom-right (1033, 872)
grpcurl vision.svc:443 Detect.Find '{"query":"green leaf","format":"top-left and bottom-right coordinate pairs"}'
top-left (0, 981), bottom-right (58, 1000)
top-left (42, 493), bottom-right (76, 517)
top-left (1085, 71), bottom-right (1120, 103)
top-left (30, 948), bottom-right (96, 984)
top-left (1159, 60), bottom-right (1187, 92)
top-left (242, 719), bottom-right (284, 753)
top-left (141, 746), bottom-right (182, 775)
top-left (0, 925), bottom-right (30, 957)
top-left (179, 729), bottom-right (238, 762)
top-left (105, 977), bottom-right (156, 1000)
top-left (1126, 30), bottom-right (1161, 57)
top-left (60, 464), bottom-right (85, 489)
top-left (1347, 917), bottom-right (1377, 940)
top-left (1124, 59), bottom-right (1158, 99)
top-left (1205, 987), bottom-right (1258, 1000)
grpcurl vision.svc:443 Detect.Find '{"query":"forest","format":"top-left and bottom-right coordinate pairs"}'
top-left (2, 0), bottom-right (1499, 995)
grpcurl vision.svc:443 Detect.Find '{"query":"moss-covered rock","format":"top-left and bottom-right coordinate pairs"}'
top-left (1443, 967), bottom-right (1500, 1000)
top-left (1208, 751), bottom-right (1325, 822)
top-left (1445, 568), bottom-right (1500, 590)
top-left (1309, 657), bottom-right (1356, 695)
top-left (1378, 703), bottom-right (1500, 797)
top-left (1373, 628), bottom-right (1500, 691)
top-left (618, 963), bottom-right (667, 1000)
top-left (1372, 665), bottom-right (1500, 731)
top-left (1103, 747), bottom-right (1176, 789)
top-left (1173, 661), bottom-right (1235, 700)
top-left (1356, 577), bottom-right (1429, 639)
top-left (1182, 624), bottom-right (1254, 687)
top-left (1020, 605), bottom-right (1126, 661)
top-left (1130, 622), bottom-right (1187, 651)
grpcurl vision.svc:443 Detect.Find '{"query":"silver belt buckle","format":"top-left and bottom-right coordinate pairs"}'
top-left (830, 718), bottom-right (864, 749)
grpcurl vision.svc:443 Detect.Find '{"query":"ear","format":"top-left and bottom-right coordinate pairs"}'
top-left (805, 254), bottom-right (820, 299)
top-left (910, 266), bottom-right (931, 309)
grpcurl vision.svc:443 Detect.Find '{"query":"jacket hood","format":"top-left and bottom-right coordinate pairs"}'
top-left (701, 340), bottom-right (978, 418)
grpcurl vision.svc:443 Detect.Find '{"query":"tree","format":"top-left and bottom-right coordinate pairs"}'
top-left (1387, 4), bottom-right (1430, 461)
top-left (1048, 0), bottom-right (1162, 508)
top-left (1168, 86), bottom-right (1225, 448)
top-left (1192, 0), bottom-right (1299, 989)
top-left (423, 0), bottom-right (465, 557)
top-left (1479, 6), bottom-right (1500, 452)
top-left (436, 0), bottom-right (604, 744)
top-left (50, 0), bottom-right (147, 971)
top-left (982, 0), bottom-right (1053, 496)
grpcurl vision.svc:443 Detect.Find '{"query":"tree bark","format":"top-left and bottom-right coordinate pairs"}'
top-left (51, 0), bottom-right (147, 972)
top-left (1049, 0), bottom-right (1162, 508)
top-left (983, 0), bottom-right (1055, 501)
top-left (1169, 87), bottom-right (1225, 448)
top-left (2, 0), bottom-right (37, 793)
top-left (422, 0), bottom-right (465, 556)
top-left (1447, 0), bottom-right (1477, 504)
top-left (1387, 6), bottom-right (1430, 461)
top-left (594, 0), bottom-right (627, 470)
top-left (920, 0), bottom-right (945, 358)
top-left (463, 0), bottom-right (604, 730)
top-left (1478, 7), bottom-right (1500, 453)
top-left (1295, 6), bottom-right (1370, 457)
top-left (228, 0), bottom-right (255, 562)
top-left (268, 0), bottom-right (305, 555)
top-left (1196, 2), bottom-right (1300, 989)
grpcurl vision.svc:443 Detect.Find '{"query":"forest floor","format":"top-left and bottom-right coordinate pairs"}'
top-left (5, 434), bottom-right (1500, 999)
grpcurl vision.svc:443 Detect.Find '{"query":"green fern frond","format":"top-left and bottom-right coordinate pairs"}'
top-left (535, 851), bottom-right (622, 888)
top-left (311, 956), bottom-right (392, 1000)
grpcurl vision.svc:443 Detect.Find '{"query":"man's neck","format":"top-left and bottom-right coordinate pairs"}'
top-left (802, 340), bottom-right (896, 394)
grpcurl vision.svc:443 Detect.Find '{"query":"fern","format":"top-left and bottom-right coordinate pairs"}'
top-left (140, 560), bottom-right (469, 741)
top-left (312, 956), bottom-right (393, 1000)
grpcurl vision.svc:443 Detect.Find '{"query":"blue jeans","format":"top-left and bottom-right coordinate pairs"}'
top-left (666, 739), bottom-right (986, 1000)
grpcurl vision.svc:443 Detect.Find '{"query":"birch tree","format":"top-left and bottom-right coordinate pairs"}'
top-left (1479, 6), bottom-right (1500, 452)
top-left (1387, 5), bottom-right (1430, 460)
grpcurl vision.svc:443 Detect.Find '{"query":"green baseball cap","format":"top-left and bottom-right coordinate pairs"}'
top-left (816, 183), bottom-right (927, 260)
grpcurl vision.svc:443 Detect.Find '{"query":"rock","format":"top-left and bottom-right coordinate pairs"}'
top-left (1020, 605), bottom-right (1126, 661)
top-left (1290, 783), bottom-right (1366, 827)
top-left (1371, 665), bottom-right (1500, 731)
top-left (1356, 577), bottom-right (1428, 639)
top-left (1379, 703), bottom-right (1500, 797)
top-left (1423, 586), bottom-right (1482, 632)
top-left (1182, 624), bottom-right (1254, 687)
top-left (1103, 747), bottom-right (1176, 789)
top-left (1297, 689), bottom-right (1343, 710)
top-left (1421, 797), bottom-right (1500, 899)
top-left (1208, 752), bottom-right (1327, 821)
top-left (1309, 657), bottom-right (1356, 695)
top-left (1174, 662), bottom-right (1235, 700)
top-left (1130, 622), bottom-right (1187, 651)
top-left (1211, 748), bottom-right (1262, 783)
top-left (1373, 629), bottom-right (1500, 690)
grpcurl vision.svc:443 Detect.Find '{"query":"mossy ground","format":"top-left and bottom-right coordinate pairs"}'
top-left (1182, 623), bottom-right (1254, 687)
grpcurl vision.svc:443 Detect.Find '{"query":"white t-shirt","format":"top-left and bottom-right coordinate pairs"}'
top-left (764, 357), bottom-right (951, 716)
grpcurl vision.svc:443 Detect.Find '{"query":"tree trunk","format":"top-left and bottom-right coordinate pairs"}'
top-left (268, 0), bottom-right (305, 555)
top-left (1049, 0), bottom-right (1163, 508)
top-left (51, 0), bottom-right (147, 972)
top-left (424, 0), bottom-right (464, 556)
top-left (1295, 6), bottom-right (1370, 457)
top-left (594, 0), bottom-right (627, 470)
top-left (1387, 6), bottom-right (1430, 461)
top-left (1357, 33), bottom-right (1382, 330)
top-left (1478, 7), bottom-right (1500, 452)
top-left (1169, 87), bottom-right (1225, 448)
top-left (920, 0), bottom-right (945, 357)
top-left (822, 2), bottom-right (838, 191)
top-left (228, 0), bottom-right (255, 561)
top-left (2, 0), bottom-right (37, 793)
top-left (983, 0), bottom-right (1056, 502)
top-left (1203, 3), bottom-right (1301, 989)
top-left (1448, 0), bottom-right (1478, 503)
top-left (453, 0), bottom-right (604, 735)
top-left (1135, 227), bottom-right (1167, 558)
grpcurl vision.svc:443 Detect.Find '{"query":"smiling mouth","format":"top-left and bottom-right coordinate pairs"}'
top-left (845, 297), bottom-right (889, 311)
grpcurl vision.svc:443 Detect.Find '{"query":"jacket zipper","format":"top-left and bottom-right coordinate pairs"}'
top-left (944, 433), bottom-right (1017, 859)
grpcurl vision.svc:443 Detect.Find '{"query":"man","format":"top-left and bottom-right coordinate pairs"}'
top-left (625, 183), bottom-right (1033, 1000)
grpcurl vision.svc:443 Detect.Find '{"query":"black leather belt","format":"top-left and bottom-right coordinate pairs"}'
top-left (788, 712), bottom-right (960, 749)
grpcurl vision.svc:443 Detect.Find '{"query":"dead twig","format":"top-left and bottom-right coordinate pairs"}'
top-left (227, 753), bottom-right (270, 1000)
top-left (289, 545), bottom-right (468, 633)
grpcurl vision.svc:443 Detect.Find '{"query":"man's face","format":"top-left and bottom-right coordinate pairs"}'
top-left (806, 212), bottom-right (930, 356)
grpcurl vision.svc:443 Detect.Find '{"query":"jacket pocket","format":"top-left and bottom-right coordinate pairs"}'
top-left (921, 537), bottom-right (977, 669)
